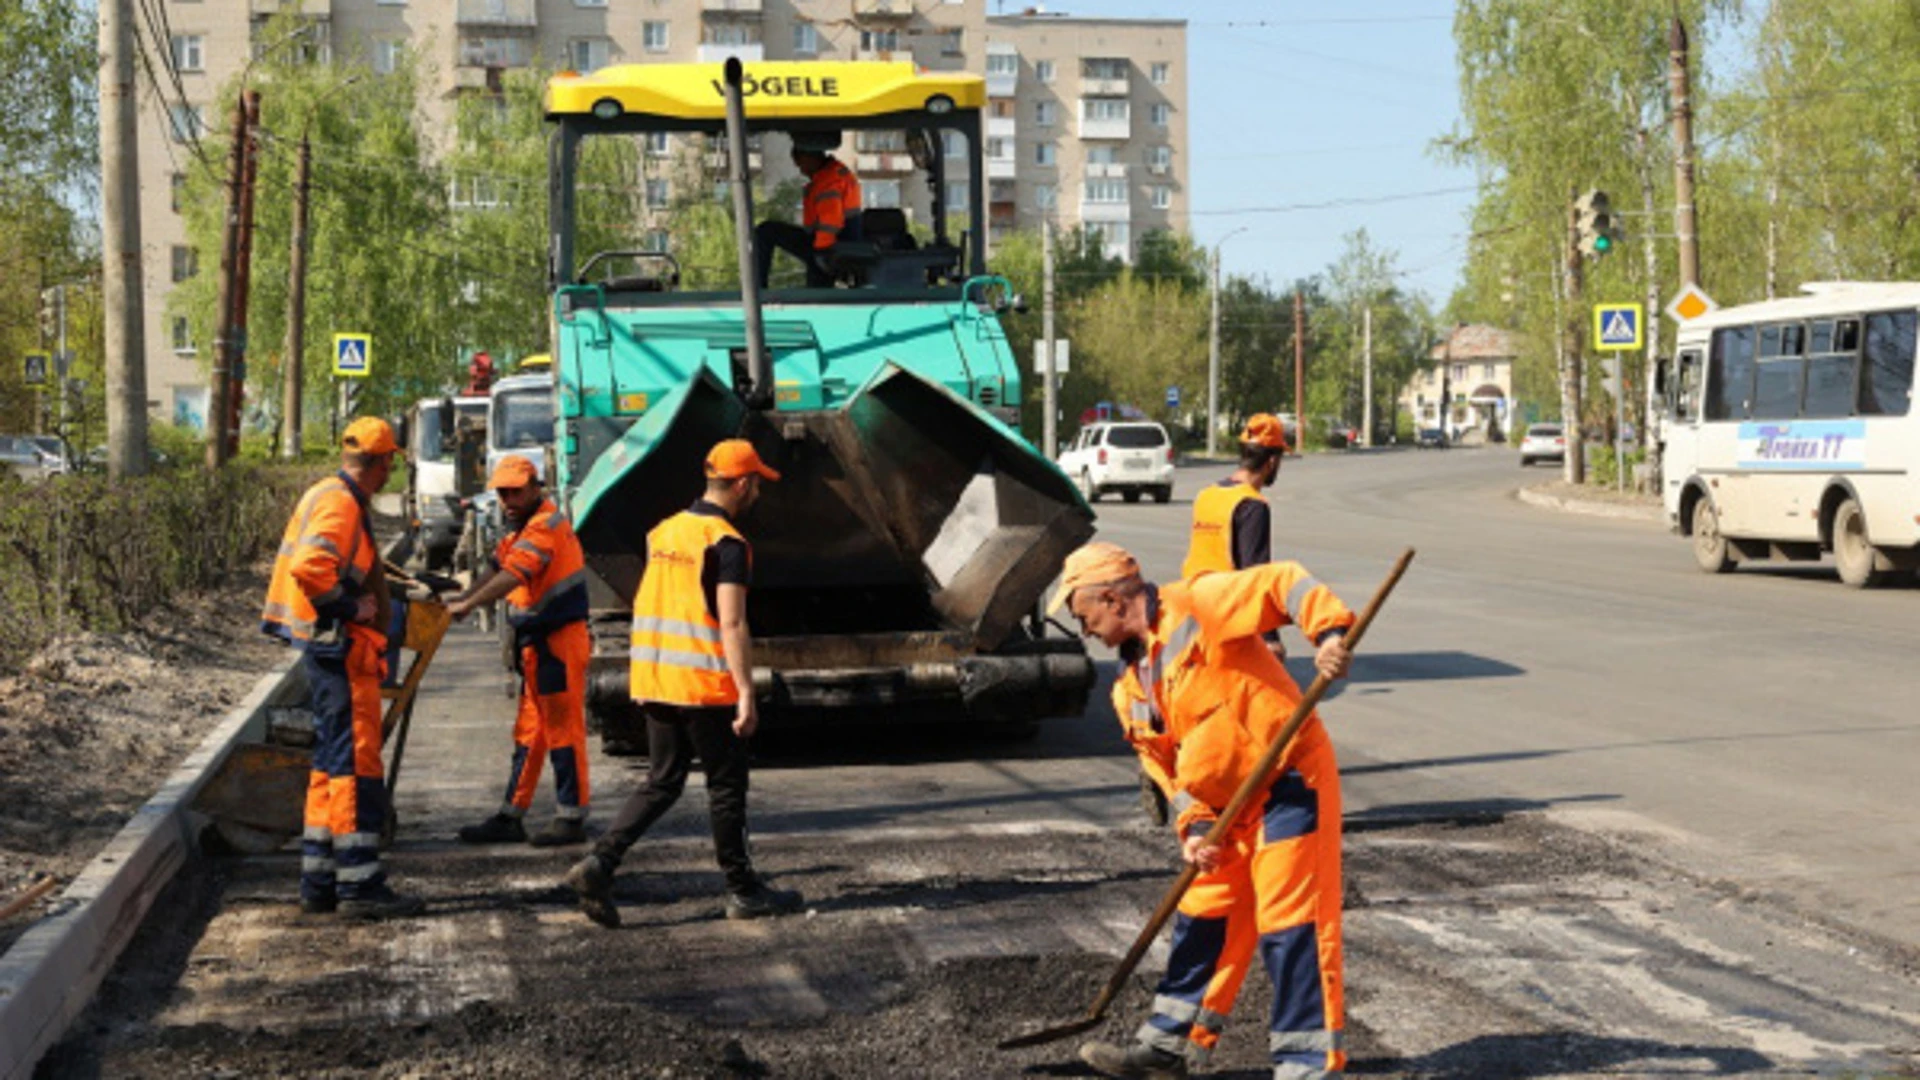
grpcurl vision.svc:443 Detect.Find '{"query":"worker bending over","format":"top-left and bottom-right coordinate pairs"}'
top-left (449, 455), bottom-right (592, 847)
top-left (565, 439), bottom-right (803, 927)
top-left (1055, 542), bottom-right (1355, 1080)
top-left (261, 418), bottom-right (423, 921)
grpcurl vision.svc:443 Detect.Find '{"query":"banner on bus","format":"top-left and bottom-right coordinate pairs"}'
top-left (1737, 419), bottom-right (1865, 471)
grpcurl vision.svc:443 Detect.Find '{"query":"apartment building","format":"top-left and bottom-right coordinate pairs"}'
top-left (138, 0), bottom-right (1188, 424)
top-left (1399, 324), bottom-right (1519, 441)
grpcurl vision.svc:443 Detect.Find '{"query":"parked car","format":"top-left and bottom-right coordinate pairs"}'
top-left (1318, 417), bottom-right (1359, 449)
top-left (1058, 420), bottom-right (1175, 504)
top-left (0, 435), bottom-right (68, 482)
top-left (1518, 423), bottom-right (1566, 466)
top-left (1416, 427), bottom-right (1448, 448)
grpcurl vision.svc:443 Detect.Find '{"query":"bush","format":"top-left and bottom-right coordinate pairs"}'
top-left (0, 463), bottom-right (326, 673)
top-left (1588, 446), bottom-right (1644, 488)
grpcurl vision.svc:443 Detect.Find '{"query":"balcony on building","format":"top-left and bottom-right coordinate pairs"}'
top-left (986, 115), bottom-right (1016, 141)
top-left (701, 0), bottom-right (764, 14)
top-left (698, 41), bottom-right (765, 63)
top-left (853, 0), bottom-right (914, 19)
top-left (455, 33), bottom-right (532, 84)
top-left (1084, 162), bottom-right (1128, 180)
top-left (1080, 200), bottom-right (1130, 225)
top-left (252, 0), bottom-right (331, 19)
top-left (1080, 57), bottom-right (1129, 97)
top-left (854, 132), bottom-right (913, 175)
top-left (985, 44), bottom-right (1019, 97)
top-left (989, 181), bottom-right (1017, 228)
top-left (456, 0), bottom-right (536, 31)
top-left (1079, 98), bottom-right (1131, 141)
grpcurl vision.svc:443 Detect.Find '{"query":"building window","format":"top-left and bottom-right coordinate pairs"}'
top-left (859, 28), bottom-right (899, 52)
top-left (167, 104), bottom-right (205, 144)
top-left (1034, 100), bottom-right (1054, 126)
top-left (461, 37), bottom-right (531, 67)
top-left (1083, 178), bottom-right (1127, 204)
top-left (645, 131), bottom-right (670, 157)
top-left (707, 23), bottom-right (756, 46)
top-left (170, 173), bottom-right (186, 213)
top-left (941, 28), bottom-right (963, 55)
top-left (1483, 363), bottom-right (1496, 379)
top-left (1086, 145), bottom-right (1119, 165)
top-left (576, 0), bottom-right (608, 6)
top-left (643, 228), bottom-right (670, 252)
top-left (646, 178), bottom-right (670, 206)
top-left (986, 51), bottom-right (1018, 77)
top-left (1149, 185), bottom-right (1170, 210)
top-left (1147, 144), bottom-right (1172, 172)
top-left (171, 316), bottom-right (194, 354)
top-left (1034, 183), bottom-right (1055, 210)
top-left (793, 22), bottom-right (818, 54)
top-left (373, 39), bottom-right (406, 75)
top-left (1034, 141), bottom-right (1056, 166)
top-left (1452, 363), bottom-right (1466, 382)
top-left (946, 181), bottom-right (969, 209)
top-left (643, 21), bottom-right (669, 53)
top-left (986, 137), bottom-right (1011, 160)
top-left (171, 35), bottom-right (204, 74)
top-left (449, 176), bottom-right (500, 208)
top-left (1083, 98), bottom-right (1129, 123)
top-left (170, 246), bottom-right (198, 283)
top-left (1035, 59), bottom-right (1054, 83)
top-left (863, 179), bottom-right (901, 208)
top-left (1151, 61), bottom-right (1170, 84)
top-left (1093, 221), bottom-right (1130, 250)
top-left (1149, 103), bottom-right (1170, 127)
top-left (568, 38), bottom-right (610, 73)
top-left (1083, 58), bottom-right (1127, 81)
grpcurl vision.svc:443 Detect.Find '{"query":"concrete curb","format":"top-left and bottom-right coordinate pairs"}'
top-left (1515, 484), bottom-right (1663, 523)
top-left (0, 653), bottom-right (303, 1080)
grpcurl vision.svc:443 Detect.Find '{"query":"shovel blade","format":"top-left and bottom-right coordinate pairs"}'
top-left (994, 1011), bottom-right (1105, 1051)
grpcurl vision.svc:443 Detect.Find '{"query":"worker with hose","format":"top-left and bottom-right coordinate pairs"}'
top-left (1052, 541), bottom-right (1355, 1080)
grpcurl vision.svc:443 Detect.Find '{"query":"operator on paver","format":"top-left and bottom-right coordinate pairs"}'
top-left (1054, 541), bottom-right (1355, 1080)
top-left (260, 417), bottom-right (424, 921)
top-left (447, 455), bottom-right (592, 848)
top-left (753, 130), bottom-right (861, 288)
top-left (563, 439), bottom-right (803, 927)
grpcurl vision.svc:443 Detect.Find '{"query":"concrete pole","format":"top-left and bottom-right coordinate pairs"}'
top-left (99, 0), bottom-right (148, 479)
top-left (1041, 220), bottom-right (1058, 460)
top-left (207, 93), bottom-right (248, 469)
top-left (228, 89), bottom-right (261, 460)
top-left (1362, 306), bottom-right (1374, 448)
top-left (1671, 15), bottom-right (1702, 290)
top-left (282, 134), bottom-right (312, 461)
top-left (1207, 247), bottom-right (1221, 457)
top-left (1292, 290), bottom-right (1305, 453)
top-left (1563, 186), bottom-right (1587, 485)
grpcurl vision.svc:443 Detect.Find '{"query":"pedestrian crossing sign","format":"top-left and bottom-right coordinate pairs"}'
top-left (1593, 303), bottom-right (1643, 351)
top-left (332, 333), bottom-right (372, 377)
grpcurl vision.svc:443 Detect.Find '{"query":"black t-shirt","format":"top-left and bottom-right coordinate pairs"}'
top-left (689, 499), bottom-right (750, 619)
top-left (1227, 487), bottom-right (1271, 570)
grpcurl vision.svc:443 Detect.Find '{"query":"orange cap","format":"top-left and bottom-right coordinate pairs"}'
top-left (489, 454), bottom-right (539, 490)
top-left (1241, 413), bottom-right (1289, 450)
top-left (1046, 541), bottom-right (1142, 615)
top-left (705, 439), bottom-right (781, 482)
top-left (342, 417), bottom-right (401, 457)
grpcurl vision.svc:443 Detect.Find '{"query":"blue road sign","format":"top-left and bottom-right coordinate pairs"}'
top-left (1593, 303), bottom-right (1644, 351)
top-left (333, 333), bottom-right (372, 377)
top-left (1165, 385), bottom-right (1181, 409)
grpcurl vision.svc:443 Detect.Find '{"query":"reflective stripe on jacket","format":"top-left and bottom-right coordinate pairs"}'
top-left (804, 158), bottom-right (861, 251)
top-left (629, 510), bottom-right (749, 707)
top-left (496, 498), bottom-right (590, 636)
top-left (1183, 481), bottom-right (1266, 579)
top-left (1132, 563), bottom-right (1356, 837)
top-left (262, 473), bottom-right (381, 645)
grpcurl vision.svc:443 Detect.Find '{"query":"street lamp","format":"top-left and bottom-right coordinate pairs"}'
top-left (1207, 226), bottom-right (1250, 457)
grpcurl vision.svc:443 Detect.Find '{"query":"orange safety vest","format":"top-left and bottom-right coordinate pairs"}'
top-left (629, 510), bottom-right (750, 707)
top-left (261, 473), bottom-right (383, 645)
top-left (496, 498), bottom-right (589, 633)
top-left (1133, 564), bottom-right (1354, 835)
top-left (1183, 481), bottom-right (1267, 579)
top-left (804, 158), bottom-right (861, 251)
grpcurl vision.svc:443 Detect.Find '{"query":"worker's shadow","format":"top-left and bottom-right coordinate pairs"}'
top-left (1342, 1032), bottom-right (1778, 1077)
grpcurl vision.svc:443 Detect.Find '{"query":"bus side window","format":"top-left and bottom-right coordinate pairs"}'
top-left (1860, 309), bottom-right (1916, 417)
top-left (1706, 325), bottom-right (1755, 421)
top-left (1804, 317), bottom-right (1859, 419)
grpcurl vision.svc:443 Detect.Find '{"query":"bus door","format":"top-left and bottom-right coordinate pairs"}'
top-left (1662, 345), bottom-right (1704, 511)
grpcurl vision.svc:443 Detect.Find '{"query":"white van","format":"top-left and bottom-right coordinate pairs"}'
top-left (1058, 420), bottom-right (1175, 504)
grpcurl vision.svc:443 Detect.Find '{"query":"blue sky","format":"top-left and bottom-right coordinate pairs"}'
top-left (1040, 1), bottom-right (1475, 305)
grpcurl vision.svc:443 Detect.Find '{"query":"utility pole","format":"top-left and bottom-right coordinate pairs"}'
top-left (1292, 290), bottom-right (1305, 452)
top-left (1637, 127), bottom-right (1662, 459)
top-left (207, 93), bottom-right (248, 469)
top-left (1670, 14), bottom-right (1702, 290)
top-left (99, 0), bottom-right (148, 479)
top-left (229, 89), bottom-right (261, 460)
top-left (1361, 306), bottom-right (1374, 448)
top-left (1207, 246), bottom-right (1221, 456)
top-left (283, 132), bottom-right (312, 461)
top-left (1562, 187), bottom-right (1587, 485)
top-left (1041, 220), bottom-right (1057, 460)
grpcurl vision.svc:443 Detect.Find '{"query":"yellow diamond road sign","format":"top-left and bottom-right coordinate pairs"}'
top-left (1666, 283), bottom-right (1718, 323)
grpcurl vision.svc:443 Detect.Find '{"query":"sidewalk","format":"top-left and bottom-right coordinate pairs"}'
top-left (1515, 479), bottom-right (1663, 523)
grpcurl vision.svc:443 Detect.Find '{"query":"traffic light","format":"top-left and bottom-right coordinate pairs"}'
top-left (1576, 190), bottom-right (1622, 257)
top-left (38, 288), bottom-right (58, 342)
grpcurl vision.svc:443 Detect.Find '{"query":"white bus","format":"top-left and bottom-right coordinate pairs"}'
top-left (1658, 283), bottom-right (1919, 586)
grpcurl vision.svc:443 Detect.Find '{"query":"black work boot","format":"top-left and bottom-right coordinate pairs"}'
top-left (457, 812), bottom-right (527, 844)
top-left (299, 894), bottom-right (336, 917)
top-left (1078, 1040), bottom-right (1190, 1080)
top-left (725, 879), bottom-right (804, 921)
top-left (528, 817), bottom-right (588, 848)
top-left (339, 885), bottom-right (426, 922)
top-left (565, 854), bottom-right (620, 928)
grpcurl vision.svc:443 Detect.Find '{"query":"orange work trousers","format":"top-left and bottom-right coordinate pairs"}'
top-left (301, 625), bottom-right (389, 903)
top-left (499, 620), bottom-right (591, 821)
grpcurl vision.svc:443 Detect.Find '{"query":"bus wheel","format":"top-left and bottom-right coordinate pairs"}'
top-left (1692, 497), bottom-right (1735, 574)
top-left (1833, 497), bottom-right (1882, 588)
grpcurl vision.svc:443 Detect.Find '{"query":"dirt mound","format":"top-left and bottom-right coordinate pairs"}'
top-left (0, 571), bottom-right (283, 948)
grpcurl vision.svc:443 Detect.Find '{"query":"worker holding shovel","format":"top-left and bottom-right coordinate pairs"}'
top-left (1052, 541), bottom-right (1355, 1080)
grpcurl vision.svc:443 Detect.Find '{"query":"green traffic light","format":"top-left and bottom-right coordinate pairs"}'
top-left (1593, 234), bottom-right (1612, 253)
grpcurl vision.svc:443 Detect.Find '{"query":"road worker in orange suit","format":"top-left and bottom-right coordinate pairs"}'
top-left (447, 455), bottom-right (592, 847)
top-left (1055, 541), bottom-right (1355, 1080)
top-left (564, 439), bottom-right (803, 928)
top-left (261, 418), bottom-right (423, 921)
top-left (753, 131), bottom-right (861, 287)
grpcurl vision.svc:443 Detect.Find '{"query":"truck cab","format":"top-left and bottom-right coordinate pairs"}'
top-left (401, 394), bottom-right (488, 571)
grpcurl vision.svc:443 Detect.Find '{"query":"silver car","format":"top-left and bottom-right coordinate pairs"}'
top-left (0, 435), bottom-right (68, 482)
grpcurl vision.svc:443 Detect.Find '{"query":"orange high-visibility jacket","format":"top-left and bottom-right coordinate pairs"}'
top-left (1112, 662), bottom-right (1181, 803)
top-left (1133, 563), bottom-right (1355, 837)
top-left (804, 158), bottom-right (861, 251)
top-left (261, 473), bottom-right (381, 645)
top-left (629, 510), bottom-right (749, 706)
top-left (496, 499), bottom-right (589, 633)
top-left (1183, 481), bottom-right (1267, 579)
